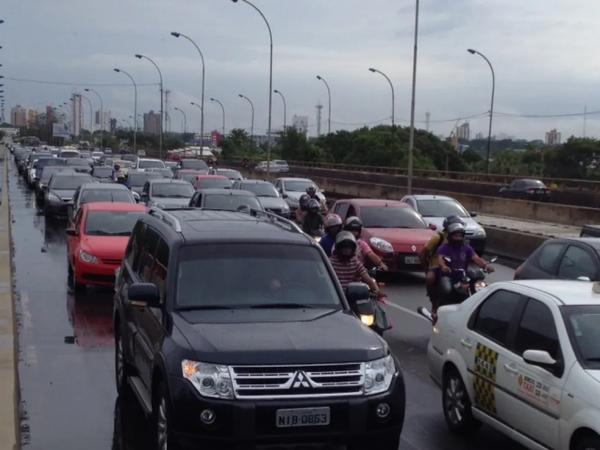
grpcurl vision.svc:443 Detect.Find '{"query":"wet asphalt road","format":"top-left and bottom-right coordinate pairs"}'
top-left (9, 160), bottom-right (523, 450)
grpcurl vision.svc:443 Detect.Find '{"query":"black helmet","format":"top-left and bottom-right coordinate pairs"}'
top-left (306, 185), bottom-right (317, 196)
top-left (335, 231), bottom-right (357, 252)
top-left (446, 221), bottom-right (466, 236)
top-left (344, 216), bottom-right (363, 232)
top-left (443, 215), bottom-right (464, 232)
top-left (299, 194), bottom-right (311, 210)
top-left (308, 198), bottom-right (320, 212)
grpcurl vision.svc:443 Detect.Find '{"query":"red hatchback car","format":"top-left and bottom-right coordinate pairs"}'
top-left (192, 174), bottom-right (231, 190)
top-left (331, 199), bottom-right (436, 272)
top-left (67, 202), bottom-right (147, 290)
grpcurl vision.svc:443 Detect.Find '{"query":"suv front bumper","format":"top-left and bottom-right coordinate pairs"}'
top-left (168, 372), bottom-right (405, 448)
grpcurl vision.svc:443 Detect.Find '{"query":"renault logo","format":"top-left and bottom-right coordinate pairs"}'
top-left (291, 371), bottom-right (312, 388)
top-left (411, 245), bottom-right (417, 252)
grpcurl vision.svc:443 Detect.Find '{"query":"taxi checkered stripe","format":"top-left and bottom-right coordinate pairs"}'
top-left (473, 376), bottom-right (497, 414)
top-left (473, 343), bottom-right (499, 415)
top-left (475, 343), bottom-right (498, 382)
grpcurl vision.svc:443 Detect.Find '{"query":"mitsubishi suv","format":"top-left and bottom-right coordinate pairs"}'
top-left (114, 208), bottom-right (405, 449)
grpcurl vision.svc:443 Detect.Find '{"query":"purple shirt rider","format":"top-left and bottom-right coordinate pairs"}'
top-left (436, 243), bottom-right (476, 272)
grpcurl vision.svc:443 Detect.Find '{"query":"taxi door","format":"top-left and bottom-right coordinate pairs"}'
top-left (460, 289), bottom-right (525, 421)
top-left (496, 297), bottom-right (566, 449)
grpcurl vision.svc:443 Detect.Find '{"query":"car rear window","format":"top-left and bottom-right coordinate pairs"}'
top-left (152, 183), bottom-right (194, 198)
top-left (80, 189), bottom-right (133, 204)
top-left (50, 175), bottom-right (93, 189)
top-left (360, 206), bottom-right (427, 229)
top-left (416, 199), bottom-right (469, 218)
top-left (176, 244), bottom-right (340, 309)
top-left (196, 178), bottom-right (231, 190)
top-left (139, 160), bottom-right (165, 169)
top-left (181, 160), bottom-right (208, 170)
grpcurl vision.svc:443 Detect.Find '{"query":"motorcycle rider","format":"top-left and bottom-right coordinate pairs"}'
top-left (330, 231), bottom-right (379, 293)
top-left (295, 193), bottom-right (311, 224)
top-left (343, 216), bottom-right (388, 271)
top-left (436, 221), bottom-right (494, 299)
top-left (306, 184), bottom-right (328, 214)
top-left (320, 213), bottom-right (343, 256)
top-left (302, 198), bottom-right (325, 236)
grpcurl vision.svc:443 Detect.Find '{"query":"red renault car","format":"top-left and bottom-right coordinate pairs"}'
top-left (331, 199), bottom-right (436, 272)
top-left (67, 202), bottom-right (147, 290)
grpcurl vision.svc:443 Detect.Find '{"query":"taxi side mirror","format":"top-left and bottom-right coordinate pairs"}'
top-left (522, 349), bottom-right (562, 376)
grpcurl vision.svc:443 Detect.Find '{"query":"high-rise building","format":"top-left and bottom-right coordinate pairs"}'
top-left (95, 110), bottom-right (111, 132)
top-left (475, 132), bottom-right (484, 140)
top-left (10, 105), bottom-right (27, 127)
top-left (72, 94), bottom-right (83, 136)
top-left (27, 110), bottom-right (38, 128)
top-left (110, 118), bottom-right (117, 134)
top-left (144, 110), bottom-right (161, 135)
top-left (545, 129), bottom-right (561, 146)
top-left (292, 115), bottom-right (309, 136)
top-left (456, 122), bottom-right (470, 141)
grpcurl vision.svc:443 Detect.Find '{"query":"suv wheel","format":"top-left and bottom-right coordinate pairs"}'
top-left (114, 329), bottom-right (130, 395)
top-left (442, 368), bottom-right (480, 434)
top-left (154, 382), bottom-right (178, 450)
top-left (575, 435), bottom-right (600, 450)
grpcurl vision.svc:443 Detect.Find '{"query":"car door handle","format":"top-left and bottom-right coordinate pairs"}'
top-left (504, 363), bottom-right (518, 374)
top-left (460, 338), bottom-right (473, 349)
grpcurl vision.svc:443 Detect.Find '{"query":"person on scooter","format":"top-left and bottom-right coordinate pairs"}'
top-left (295, 193), bottom-right (311, 224)
top-left (306, 184), bottom-right (328, 214)
top-left (320, 213), bottom-right (343, 256)
top-left (302, 198), bottom-right (324, 236)
top-left (343, 216), bottom-right (388, 271)
top-left (330, 231), bottom-right (379, 293)
top-left (436, 221), bottom-right (494, 299)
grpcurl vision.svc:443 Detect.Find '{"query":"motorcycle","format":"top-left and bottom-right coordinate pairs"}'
top-left (345, 272), bottom-right (392, 337)
top-left (418, 257), bottom-right (497, 324)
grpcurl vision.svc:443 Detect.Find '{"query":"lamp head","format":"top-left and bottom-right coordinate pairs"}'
top-left (316, 75), bottom-right (322, 80)
top-left (84, 88), bottom-right (90, 92)
top-left (134, 54), bottom-right (143, 59)
top-left (368, 67), bottom-right (376, 73)
top-left (113, 68), bottom-right (120, 73)
top-left (274, 89), bottom-right (279, 94)
top-left (467, 49), bottom-right (476, 54)
top-left (238, 94), bottom-right (244, 98)
top-left (171, 32), bottom-right (180, 38)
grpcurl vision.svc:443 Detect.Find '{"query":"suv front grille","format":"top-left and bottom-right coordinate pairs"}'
top-left (231, 363), bottom-right (364, 399)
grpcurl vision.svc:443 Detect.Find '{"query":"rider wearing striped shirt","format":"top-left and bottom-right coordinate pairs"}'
top-left (329, 231), bottom-right (379, 294)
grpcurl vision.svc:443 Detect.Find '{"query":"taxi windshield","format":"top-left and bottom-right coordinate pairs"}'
top-left (562, 305), bottom-right (600, 370)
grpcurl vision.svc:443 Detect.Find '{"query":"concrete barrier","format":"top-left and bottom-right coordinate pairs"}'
top-left (483, 227), bottom-right (547, 262)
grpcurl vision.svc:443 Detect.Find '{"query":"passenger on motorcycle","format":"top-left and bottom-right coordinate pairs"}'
top-left (330, 231), bottom-right (379, 293)
top-left (306, 184), bottom-right (328, 214)
top-left (295, 193), bottom-right (311, 223)
top-left (320, 213), bottom-right (343, 256)
top-left (343, 216), bottom-right (388, 271)
top-left (436, 222), bottom-right (494, 299)
top-left (302, 198), bottom-right (324, 237)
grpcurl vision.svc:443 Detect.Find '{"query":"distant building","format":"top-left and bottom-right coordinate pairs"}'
top-left (110, 118), bottom-right (117, 134)
top-left (456, 122), bottom-right (470, 140)
top-left (46, 106), bottom-right (55, 126)
top-left (72, 94), bottom-right (83, 136)
top-left (95, 110), bottom-right (111, 132)
top-left (292, 115), bottom-right (309, 136)
top-left (27, 109), bottom-right (38, 128)
top-left (10, 105), bottom-right (27, 127)
top-left (143, 111), bottom-right (161, 135)
top-left (545, 129), bottom-right (561, 146)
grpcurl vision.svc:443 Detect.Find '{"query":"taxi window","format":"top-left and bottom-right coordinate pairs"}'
top-left (515, 299), bottom-right (560, 360)
top-left (470, 290), bottom-right (522, 347)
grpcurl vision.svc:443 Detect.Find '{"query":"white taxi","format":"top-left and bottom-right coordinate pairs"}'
top-left (428, 280), bottom-right (600, 450)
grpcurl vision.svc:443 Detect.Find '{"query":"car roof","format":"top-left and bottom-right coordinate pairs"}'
top-left (197, 188), bottom-right (255, 196)
top-left (79, 183), bottom-right (128, 190)
top-left (278, 177), bottom-right (311, 182)
top-left (344, 198), bottom-right (408, 207)
top-left (196, 175), bottom-right (228, 179)
top-left (238, 180), bottom-right (271, 185)
top-left (83, 202), bottom-right (147, 212)
top-left (500, 280), bottom-right (600, 306)
top-left (408, 194), bottom-right (454, 201)
top-left (139, 158), bottom-right (161, 161)
top-left (544, 237), bottom-right (600, 252)
top-left (148, 178), bottom-right (190, 185)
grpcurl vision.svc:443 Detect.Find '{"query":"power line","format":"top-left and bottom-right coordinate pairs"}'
top-left (495, 110), bottom-right (600, 119)
top-left (4, 76), bottom-right (158, 87)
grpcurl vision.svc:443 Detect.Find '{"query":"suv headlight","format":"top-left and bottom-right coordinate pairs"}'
top-left (364, 355), bottom-right (396, 395)
top-left (79, 250), bottom-right (98, 264)
top-left (182, 360), bottom-right (234, 399)
top-left (370, 237), bottom-right (394, 254)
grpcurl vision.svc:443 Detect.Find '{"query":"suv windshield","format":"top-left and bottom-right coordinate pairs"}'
top-left (80, 189), bottom-right (133, 204)
top-left (85, 211), bottom-right (143, 236)
top-left (562, 305), bottom-right (600, 370)
top-left (242, 183), bottom-right (279, 197)
top-left (139, 160), bottom-right (165, 169)
top-left (284, 180), bottom-right (313, 192)
top-left (176, 244), bottom-right (340, 309)
top-left (50, 175), bottom-right (92, 190)
top-left (203, 194), bottom-right (262, 211)
top-left (181, 160), bottom-right (208, 171)
top-left (66, 159), bottom-right (91, 167)
top-left (361, 206), bottom-right (427, 229)
top-left (197, 178), bottom-right (231, 189)
top-left (152, 183), bottom-right (194, 198)
top-left (416, 199), bottom-right (469, 218)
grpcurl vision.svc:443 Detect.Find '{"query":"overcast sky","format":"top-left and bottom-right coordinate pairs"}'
top-left (2, 0), bottom-right (600, 140)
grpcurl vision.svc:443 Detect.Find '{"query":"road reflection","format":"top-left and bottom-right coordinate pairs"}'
top-left (66, 290), bottom-right (114, 348)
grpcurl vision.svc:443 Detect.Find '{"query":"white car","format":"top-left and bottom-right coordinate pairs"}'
top-left (255, 160), bottom-right (289, 173)
top-left (135, 158), bottom-right (166, 172)
top-left (401, 194), bottom-right (486, 254)
top-left (274, 177), bottom-right (326, 209)
top-left (428, 279), bottom-right (600, 450)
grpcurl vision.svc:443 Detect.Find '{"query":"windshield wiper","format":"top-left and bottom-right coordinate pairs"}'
top-left (249, 303), bottom-right (318, 309)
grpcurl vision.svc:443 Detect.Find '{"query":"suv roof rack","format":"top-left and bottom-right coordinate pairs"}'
top-left (248, 208), bottom-right (304, 235)
top-left (148, 207), bottom-right (183, 232)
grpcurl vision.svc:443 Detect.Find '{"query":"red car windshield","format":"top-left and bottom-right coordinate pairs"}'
top-left (361, 206), bottom-right (427, 229)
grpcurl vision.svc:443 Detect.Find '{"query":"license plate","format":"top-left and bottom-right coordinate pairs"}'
top-left (404, 256), bottom-right (420, 265)
top-left (276, 407), bottom-right (330, 428)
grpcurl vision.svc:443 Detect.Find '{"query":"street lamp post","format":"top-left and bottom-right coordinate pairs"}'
top-left (238, 94), bottom-right (255, 147)
top-left (316, 75), bottom-right (331, 134)
top-left (407, 0), bottom-right (420, 195)
top-left (80, 94), bottom-right (94, 134)
top-left (135, 53), bottom-right (164, 159)
top-left (468, 48), bottom-right (495, 173)
top-left (114, 68), bottom-right (138, 153)
top-left (174, 107), bottom-right (187, 134)
top-left (273, 89), bottom-right (287, 132)
top-left (84, 88), bottom-right (104, 150)
top-left (171, 32), bottom-right (206, 155)
top-left (231, 0), bottom-right (273, 173)
top-left (208, 98), bottom-right (226, 137)
top-left (368, 67), bottom-right (395, 127)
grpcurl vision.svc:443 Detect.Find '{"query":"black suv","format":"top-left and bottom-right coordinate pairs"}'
top-left (114, 208), bottom-right (405, 449)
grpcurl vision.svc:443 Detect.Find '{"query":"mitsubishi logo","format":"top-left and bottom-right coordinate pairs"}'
top-left (291, 371), bottom-right (312, 388)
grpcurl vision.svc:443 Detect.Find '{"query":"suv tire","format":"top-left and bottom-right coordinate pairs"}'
top-left (442, 368), bottom-right (480, 435)
top-left (114, 328), bottom-right (131, 395)
top-left (153, 382), bottom-right (179, 450)
top-left (575, 435), bottom-right (600, 450)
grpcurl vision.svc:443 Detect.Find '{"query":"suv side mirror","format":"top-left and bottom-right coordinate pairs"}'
top-left (523, 349), bottom-right (557, 370)
top-left (128, 283), bottom-right (161, 308)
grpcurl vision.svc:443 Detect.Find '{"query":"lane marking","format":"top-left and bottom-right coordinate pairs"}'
top-left (385, 300), bottom-right (430, 322)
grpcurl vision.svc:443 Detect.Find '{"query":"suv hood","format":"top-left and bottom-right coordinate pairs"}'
top-left (51, 188), bottom-right (76, 201)
top-left (174, 309), bottom-right (386, 365)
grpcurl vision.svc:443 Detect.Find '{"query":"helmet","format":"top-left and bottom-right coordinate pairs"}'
top-left (335, 231), bottom-right (357, 252)
top-left (324, 213), bottom-right (343, 229)
top-left (344, 216), bottom-right (363, 232)
top-left (306, 185), bottom-right (317, 196)
top-left (446, 222), bottom-right (466, 236)
top-left (299, 194), bottom-right (311, 210)
top-left (308, 198), bottom-right (320, 212)
top-left (443, 215), bottom-right (464, 231)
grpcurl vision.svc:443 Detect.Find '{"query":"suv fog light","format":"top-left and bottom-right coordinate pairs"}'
top-left (375, 403), bottom-right (391, 419)
top-left (200, 409), bottom-right (216, 425)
